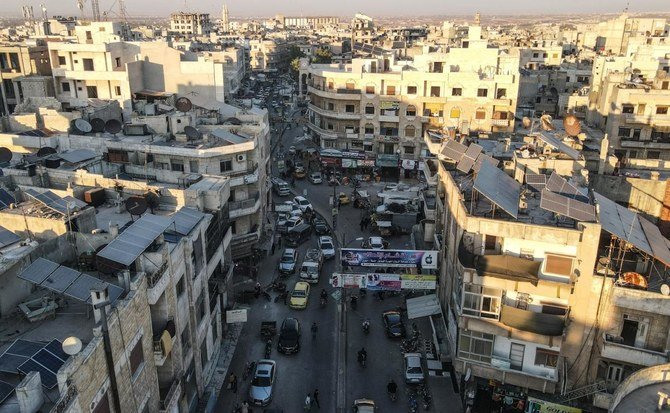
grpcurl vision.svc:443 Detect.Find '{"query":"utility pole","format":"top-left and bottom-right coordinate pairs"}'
top-left (91, 0), bottom-right (101, 21)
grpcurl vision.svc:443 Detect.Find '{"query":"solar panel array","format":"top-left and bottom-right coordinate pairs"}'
top-left (0, 225), bottom-right (20, 248)
top-left (58, 149), bottom-right (96, 164)
top-left (540, 189), bottom-right (597, 222)
top-left (0, 381), bottom-right (12, 404)
top-left (473, 154), bottom-right (499, 174)
top-left (0, 188), bottom-right (15, 209)
top-left (23, 189), bottom-right (80, 216)
top-left (353, 42), bottom-right (389, 56)
top-left (473, 160), bottom-right (521, 218)
top-left (0, 339), bottom-right (68, 390)
top-left (17, 258), bottom-right (124, 304)
top-left (525, 173), bottom-right (547, 192)
top-left (440, 139), bottom-right (467, 162)
top-left (535, 132), bottom-right (580, 160)
top-left (546, 172), bottom-right (589, 202)
top-left (456, 143), bottom-right (483, 173)
top-left (97, 214), bottom-right (173, 266)
top-left (172, 207), bottom-right (205, 236)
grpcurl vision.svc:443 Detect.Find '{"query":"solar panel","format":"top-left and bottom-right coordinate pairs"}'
top-left (32, 348), bottom-right (65, 372)
top-left (44, 340), bottom-right (67, 362)
top-left (525, 173), bottom-right (547, 192)
top-left (58, 149), bottom-right (96, 164)
top-left (17, 359), bottom-right (58, 389)
top-left (639, 218), bottom-right (670, 267)
top-left (0, 188), bottom-right (15, 209)
top-left (594, 192), bottom-right (653, 257)
top-left (41, 266), bottom-right (81, 293)
top-left (23, 189), bottom-right (77, 216)
top-left (456, 143), bottom-right (482, 173)
top-left (535, 132), bottom-right (580, 160)
top-left (97, 214), bottom-right (173, 266)
top-left (546, 172), bottom-right (589, 202)
top-left (106, 283), bottom-right (125, 304)
top-left (540, 190), bottom-right (597, 222)
top-left (17, 258), bottom-right (59, 285)
top-left (0, 354), bottom-right (28, 374)
top-left (63, 273), bottom-right (105, 302)
top-left (473, 154), bottom-right (499, 174)
top-left (0, 381), bottom-right (14, 404)
top-left (0, 225), bottom-right (20, 248)
top-left (172, 207), bottom-right (205, 236)
top-left (440, 140), bottom-right (467, 162)
top-left (5, 340), bottom-right (43, 358)
top-left (473, 160), bottom-right (520, 218)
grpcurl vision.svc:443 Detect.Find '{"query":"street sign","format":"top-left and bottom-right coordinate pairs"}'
top-left (331, 289), bottom-right (342, 302)
top-left (226, 309), bottom-right (247, 323)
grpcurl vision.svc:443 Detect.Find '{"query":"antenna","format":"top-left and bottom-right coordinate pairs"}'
top-left (91, 0), bottom-right (101, 21)
top-left (118, 0), bottom-right (128, 22)
top-left (40, 4), bottom-right (48, 21)
top-left (76, 0), bottom-right (85, 20)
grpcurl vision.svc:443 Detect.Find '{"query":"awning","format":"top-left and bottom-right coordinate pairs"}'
top-left (406, 294), bottom-right (441, 319)
top-left (499, 305), bottom-right (566, 336)
top-left (475, 255), bottom-right (541, 285)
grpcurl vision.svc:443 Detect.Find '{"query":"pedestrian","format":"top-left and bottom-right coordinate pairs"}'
top-left (271, 242), bottom-right (276, 255)
top-left (228, 372), bottom-right (237, 393)
top-left (241, 401), bottom-right (250, 413)
top-left (313, 388), bottom-right (320, 408)
top-left (360, 219), bottom-right (365, 231)
top-left (304, 393), bottom-right (312, 411)
top-left (311, 322), bottom-right (318, 340)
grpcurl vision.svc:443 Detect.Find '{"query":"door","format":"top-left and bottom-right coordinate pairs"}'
top-left (509, 343), bottom-right (525, 371)
top-left (620, 318), bottom-right (638, 346)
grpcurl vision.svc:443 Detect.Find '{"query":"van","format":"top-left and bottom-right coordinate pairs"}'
top-left (273, 179), bottom-right (290, 196)
top-left (286, 223), bottom-right (312, 247)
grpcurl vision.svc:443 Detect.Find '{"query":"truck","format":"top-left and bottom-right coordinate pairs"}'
top-left (272, 177), bottom-right (290, 196)
top-left (299, 248), bottom-right (323, 283)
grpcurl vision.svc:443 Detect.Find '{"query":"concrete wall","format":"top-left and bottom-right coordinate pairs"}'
top-left (590, 174), bottom-right (668, 224)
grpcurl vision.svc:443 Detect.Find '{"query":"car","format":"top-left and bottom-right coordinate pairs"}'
top-left (313, 217), bottom-right (330, 235)
top-left (277, 317), bottom-right (301, 354)
top-left (293, 168), bottom-right (306, 179)
top-left (318, 236), bottom-right (336, 260)
top-left (353, 399), bottom-right (376, 413)
top-left (288, 146), bottom-right (296, 155)
top-left (304, 248), bottom-right (324, 265)
top-left (289, 281), bottom-right (310, 309)
top-left (249, 359), bottom-right (276, 406)
top-left (308, 172), bottom-right (323, 184)
top-left (382, 310), bottom-right (406, 338)
top-left (338, 192), bottom-right (350, 205)
top-left (403, 353), bottom-right (425, 384)
top-left (285, 216), bottom-right (303, 233)
top-left (362, 236), bottom-right (389, 250)
top-left (293, 196), bottom-right (313, 213)
top-left (278, 248), bottom-right (298, 274)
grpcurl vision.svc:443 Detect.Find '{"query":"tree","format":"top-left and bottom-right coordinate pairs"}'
top-left (312, 48), bottom-right (332, 64)
top-left (286, 45), bottom-right (305, 78)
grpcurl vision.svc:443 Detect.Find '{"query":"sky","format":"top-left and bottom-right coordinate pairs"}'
top-left (1, 0), bottom-right (668, 18)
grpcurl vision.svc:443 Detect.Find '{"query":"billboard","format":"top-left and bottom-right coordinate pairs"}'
top-left (330, 273), bottom-right (437, 291)
top-left (364, 273), bottom-right (402, 291)
top-left (340, 249), bottom-right (438, 270)
top-left (401, 274), bottom-right (437, 290)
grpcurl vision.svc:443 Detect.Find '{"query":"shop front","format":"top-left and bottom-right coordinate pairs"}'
top-left (401, 159), bottom-right (418, 179)
top-left (377, 154), bottom-right (400, 181)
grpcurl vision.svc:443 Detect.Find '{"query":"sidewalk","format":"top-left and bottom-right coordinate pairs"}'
top-left (199, 323), bottom-right (243, 413)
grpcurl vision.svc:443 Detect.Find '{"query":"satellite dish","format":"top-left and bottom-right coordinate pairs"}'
top-left (0, 147), bottom-right (12, 164)
top-left (175, 97), bottom-right (193, 113)
top-left (90, 118), bottom-right (106, 133)
top-left (522, 117), bottom-right (531, 128)
top-left (104, 119), bottom-right (122, 134)
top-left (62, 336), bottom-right (82, 355)
top-left (36, 147), bottom-right (57, 157)
top-left (184, 126), bottom-right (201, 140)
top-left (540, 114), bottom-right (554, 131)
top-left (563, 115), bottom-right (582, 137)
top-left (661, 284), bottom-right (670, 296)
top-left (125, 196), bottom-right (148, 216)
top-left (74, 119), bottom-right (92, 133)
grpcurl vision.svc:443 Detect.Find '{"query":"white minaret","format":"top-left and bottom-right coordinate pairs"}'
top-left (222, 3), bottom-right (229, 32)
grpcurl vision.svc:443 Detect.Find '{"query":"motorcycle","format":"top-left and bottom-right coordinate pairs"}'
top-left (350, 295), bottom-right (358, 310)
top-left (408, 390), bottom-right (418, 413)
top-left (264, 339), bottom-right (272, 359)
top-left (418, 384), bottom-right (432, 410)
top-left (359, 288), bottom-right (367, 299)
top-left (357, 352), bottom-right (367, 367)
top-left (362, 319), bottom-right (370, 334)
top-left (320, 296), bottom-right (327, 307)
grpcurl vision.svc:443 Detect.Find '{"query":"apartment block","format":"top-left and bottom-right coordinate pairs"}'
top-left (0, 41), bottom-right (53, 115)
top-left (248, 39), bottom-right (288, 73)
top-left (169, 12), bottom-right (213, 36)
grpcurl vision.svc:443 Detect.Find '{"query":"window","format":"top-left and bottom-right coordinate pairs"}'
top-left (622, 105), bottom-right (634, 114)
top-left (618, 127), bottom-right (631, 137)
top-left (404, 146), bottom-right (415, 155)
top-left (543, 254), bottom-right (574, 277)
top-left (533, 52), bottom-right (539, 58)
top-left (176, 276), bottom-right (185, 298)
top-left (607, 364), bottom-right (624, 384)
top-left (432, 62), bottom-right (444, 72)
top-left (657, 106), bottom-right (669, 115)
top-left (534, 349), bottom-right (559, 367)
top-left (364, 144), bottom-right (373, 152)
top-left (386, 85), bottom-right (396, 95)
top-left (364, 124), bottom-right (374, 134)
top-left (496, 88), bottom-right (507, 99)
top-left (326, 123), bottom-right (334, 130)
top-left (171, 161), bottom-right (184, 172)
top-left (458, 330), bottom-right (494, 363)
top-left (404, 125), bottom-right (415, 138)
top-left (346, 81), bottom-right (355, 90)
top-left (129, 338), bottom-right (145, 379)
top-left (452, 88), bottom-right (462, 96)
top-left (647, 150), bottom-right (660, 159)
top-left (114, 86), bottom-right (121, 96)
top-left (58, 56), bottom-right (66, 66)
top-left (200, 339), bottom-right (209, 370)
top-left (86, 86), bottom-right (98, 98)
top-left (345, 104), bottom-right (355, 113)
top-left (365, 104), bottom-right (375, 115)
top-left (365, 85), bottom-right (375, 94)
top-left (430, 86), bottom-right (440, 97)
top-left (83, 58), bottom-right (94, 71)
top-left (477, 88), bottom-right (488, 97)
top-left (406, 105), bottom-right (416, 117)
top-left (328, 81), bottom-right (334, 90)
top-left (327, 102), bottom-right (334, 111)
top-left (450, 107), bottom-right (461, 118)
top-left (220, 159), bottom-right (233, 172)
top-left (462, 284), bottom-right (502, 319)
top-left (407, 86), bottom-right (417, 94)
top-left (638, 103), bottom-right (647, 114)
top-left (85, 31), bottom-right (92, 40)
top-left (663, 81), bottom-right (669, 90)
top-left (632, 129), bottom-right (641, 140)
top-left (475, 109), bottom-right (486, 120)
top-left (61, 82), bottom-right (70, 92)
top-left (114, 57), bottom-right (121, 68)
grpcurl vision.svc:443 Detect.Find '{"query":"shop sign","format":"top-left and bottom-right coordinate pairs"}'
top-left (341, 151), bottom-right (366, 160)
top-left (341, 159), bottom-right (358, 168)
top-left (527, 398), bottom-right (582, 413)
top-left (402, 159), bottom-right (416, 170)
top-left (358, 159), bottom-right (376, 167)
top-left (226, 309), bottom-right (247, 323)
top-left (340, 249), bottom-right (438, 269)
top-left (321, 157), bottom-right (340, 166)
top-left (330, 273), bottom-right (365, 289)
top-left (401, 274), bottom-right (437, 290)
top-left (363, 273), bottom-right (402, 291)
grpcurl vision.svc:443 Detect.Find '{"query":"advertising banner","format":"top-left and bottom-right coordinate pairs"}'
top-left (341, 151), bottom-right (366, 160)
top-left (341, 159), bottom-right (357, 168)
top-left (330, 273), bottom-right (365, 289)
top-left (402, 160), bottom-right (416, 170)
top-left (341, 249), bottom-right (439, 269)
top-left (401, 274), bottom-right (437, 290)
top-left (358, 159), bottom-right (376, 167)
top-left (226, 309), bottom-right (248, 323)
top-left (527, 398), bottom-right (582, 413)
top-left (364, 273), bottom-right (402, 291)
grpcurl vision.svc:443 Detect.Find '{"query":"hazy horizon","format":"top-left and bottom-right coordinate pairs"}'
top-left (0, 0), bottom-right (668, 19)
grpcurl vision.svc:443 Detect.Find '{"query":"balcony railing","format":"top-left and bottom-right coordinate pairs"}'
top-left (159, 379), bottom-right (182, 413)
top-left (147, 262), bottom-right (169, 288)
top-left (50, 386), bottom-right (78, 413)
top-left (229, 191), bottom-right (260, 212)
top-left (601, 334), bottom-right (669, 367)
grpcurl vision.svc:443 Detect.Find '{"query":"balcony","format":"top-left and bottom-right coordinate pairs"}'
top-left (308, 85), bottom-right (362, 100)
top-left (499, 304), bottom-right (566, 336)
top-left (159, 379), bottom-right (182, 413)
top-left (308, 103), bottom-right (361, 120)
top-left (52, 67), bottom-right (127, 81)
top-left (611, 285), bottom-right (670, 316)
top-left (379, 114), bottom-right (400, 122)
top-left (601, 334), bottom-right (669, 367)
top-left (456, 357), bottom-right (559, 394)
top-left (229, 191), bottom-right (261, 219)
top-left (231, 230), bottom-right (260, 259)
top-left (49, 386), bottom-right (78, 413)
top-left (623, 113), bottom-right (649, 124)
top-left (147, 262), bottom-right (170, 305)
top-left (491, 119), bottom-right (509, 127)
top-left (306, 122), bottom-right (339, 140)
top-left (153, 325), bottom-right (174, 367)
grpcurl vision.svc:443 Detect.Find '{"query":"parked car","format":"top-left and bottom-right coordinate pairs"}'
top-left (308, 172), bottom-right (323, 184)
top-left (293, 167), bottom-right (306, 179)
top-left (304, 248), bottom-right (324, 265)
top-left (293, 196), bottom-right (313, 212)
top-left (277, 317), bottom-right (301, 354)
top-left (289, 282), bottom-right (310, 309)
top-left (403, 353), bottom-right (425, 384)
top-left (382, 310), bottom-right (406, 338)
top-left (278, 248), bottom-right (298, 274)
top-left (249, 359), bottom-right (276, 406)
top-left (313, 217), bottom-right (330, 235)
top-left (362, 236), bottom-right (389, 250)
top-left (285, 216), bottom-right (304, 233)
top-left (318, 236), bottom-right (336, 260)
top-left (353, 399), bottom-right (376, 413)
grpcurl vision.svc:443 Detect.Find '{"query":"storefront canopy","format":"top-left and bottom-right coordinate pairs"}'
top-left (406, 294), bottom-right (442, 319)
top-left (475, 255), bottom-right (541, 285)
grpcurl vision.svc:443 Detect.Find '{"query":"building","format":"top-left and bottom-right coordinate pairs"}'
top-left (248, 39), bottom-right (288, 73)
top-left (221, 4), bottom-right (230, 33)
top-left (282, 16), bottom-right (339, 29)
top-left (351, 13), bottom-right (375, 47)
top-left (0, 41), bottom-right (53, 115)
top-left (169, 12), bottom-right (212, 36)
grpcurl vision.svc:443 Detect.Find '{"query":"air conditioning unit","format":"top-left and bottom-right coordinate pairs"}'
top-left (236, 154), bottom-right (246, 162)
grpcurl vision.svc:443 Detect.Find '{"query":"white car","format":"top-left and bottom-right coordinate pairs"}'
top-left (403, 353), bottom-right (425, 384)
top-left (293, 196), bottom-right (313, 213)
top-left (362, 236), bottom-right (388, 250)
top-left (318, 236), bottom-right (336, 260)
top-left (285, 216), bottom-right (304, 232)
